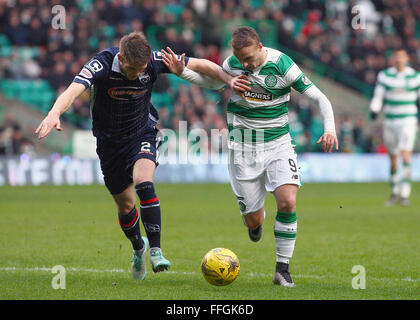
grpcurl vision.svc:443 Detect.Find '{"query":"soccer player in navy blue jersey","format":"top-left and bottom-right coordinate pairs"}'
top-left (35, 31), bottom-right (250, 280)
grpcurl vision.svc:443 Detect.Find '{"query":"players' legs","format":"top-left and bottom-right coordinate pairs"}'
top-left (388, 153), bottom-right (400, 198)
top-left (97, 137), bottom-right (149, 279)
top-left (132, 158), bottom-right (161, 249)
top-left (272, 184), bottom-right (298, 264)
top-left (112, 184), bottom-right (137, 214)
top-left (242, 207), bottom-right (266, 242)
top-left (264, 147), bottom-right (300, 263)
top-left (398, 123), bottom-right (416, 205)
top-left (112, 185), bottom-right (149, 280)
top-left (264, 145), bottom-right (300, 287)
top-left (271, 184), bottom-right (298, 287)
top-left (389, 153), bottom-right (398, 172)
top-left (401, 150), bottom-right (412, 165)
top-left (242, 207), bottom-right (265, 230)
top-left (97, 137), bottom-right (145, 252)
top-left (228, 148), bottom-right (267, 241)
top-left (383, 123), bottom-right (400, 205)
top-left (399, 150), bottom-right (412, 205)
top-left (112, 184), bottom-right (146, 253)
top-left (132, 158), bottom-right (170, 272)
top-left (229, 171), bottom-right (266, 241)
top-left (133, 157), bottom-right (156, 184)
top-left (385, 122), bottom-right (416, 206)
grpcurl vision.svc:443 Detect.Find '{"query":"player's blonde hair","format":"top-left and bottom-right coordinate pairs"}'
top-left (119, 31), bottom-right (151, 65)
top-left (230, 26), bottom-right (260, 50)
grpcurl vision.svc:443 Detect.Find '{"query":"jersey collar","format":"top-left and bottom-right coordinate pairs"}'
top-left (112, 53), bottom-right (122, 73)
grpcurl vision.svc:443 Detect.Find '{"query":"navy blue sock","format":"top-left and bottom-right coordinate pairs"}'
top-left (118, 207), bottom-right (144, 251)
top-left (135, 181), bottom-right (161, 248)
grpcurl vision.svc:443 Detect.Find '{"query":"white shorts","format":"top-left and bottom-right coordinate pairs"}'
top-left (383, 118), bottom-right (418, 155)
top-left (228, 136), bottom-right (301, 215)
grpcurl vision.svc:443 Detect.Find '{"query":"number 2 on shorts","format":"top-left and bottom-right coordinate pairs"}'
top-left (141, 142), bottom-right (151, 152)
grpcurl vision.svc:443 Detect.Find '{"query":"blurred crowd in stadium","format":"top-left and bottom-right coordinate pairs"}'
top-left (0, 113), bottom-right (35, 156)
top-left (1, 0), bottom-right (419, 155)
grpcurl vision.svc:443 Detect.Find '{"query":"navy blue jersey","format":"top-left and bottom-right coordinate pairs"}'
top-left (73, 47), bottom-right (188, 140)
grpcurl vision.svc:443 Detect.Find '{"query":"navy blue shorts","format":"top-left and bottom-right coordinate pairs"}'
top-left (96, 128), bottom-right (161, 195)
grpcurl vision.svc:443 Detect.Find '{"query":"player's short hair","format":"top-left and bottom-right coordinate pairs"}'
top-left (230, 26), bottom-right (260, 50)
top-left (119, 31), bottom-right (151, 66)
top-left (393, 48), bottom-right (408, 54)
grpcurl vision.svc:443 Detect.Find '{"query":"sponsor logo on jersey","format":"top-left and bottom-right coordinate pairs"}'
top-left (108, 87), bottom-right (147, 100)
top-left (80, 67), bottom-right (93, 79)
top-left (244, 91), bottom-right (273, 101)
top-left (244, 84), bottom-right (273, 101)
top-left (109, 75), bottom-right (123, 80)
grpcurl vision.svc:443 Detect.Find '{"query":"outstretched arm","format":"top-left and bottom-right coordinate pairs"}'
top-left (35, 82), bottom-right (86, 139)
top-left (161, 47), bottom-right (250, 95)
top-left (185, 57), bottom-right (236, 88)
top-left (301, 85), bottom-right (339, 153)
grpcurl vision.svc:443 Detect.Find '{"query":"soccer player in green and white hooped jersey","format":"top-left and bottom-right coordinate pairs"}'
top-left (161, 26), bottom-right (338, 287)
top-left (370, 49), bottom-right (420, 207)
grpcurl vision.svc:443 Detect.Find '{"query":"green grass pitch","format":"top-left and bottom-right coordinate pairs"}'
top-left (0, 183), bottom-right (419, 300)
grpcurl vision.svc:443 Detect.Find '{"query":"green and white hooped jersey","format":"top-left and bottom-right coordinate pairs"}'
top-left (222, 47), bottom-right (313, 148)
top-left (375, 66), bottom-right (420, 121)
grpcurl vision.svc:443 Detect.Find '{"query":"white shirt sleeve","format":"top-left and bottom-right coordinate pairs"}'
top-left (369, 73), bottom-right (385, 113)
top-left (179, 67), bottom-right (226, 90)
top-left (284, 64), bottom-right (304, 87)
top-left (369, 84), bottom-right (385, 113)
top-left (302, 85), bottom-right (336, 133)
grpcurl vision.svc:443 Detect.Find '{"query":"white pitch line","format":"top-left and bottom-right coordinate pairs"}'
top-left (0, 266), bottom-right (127, 273)
top-left (401, 277), bottom-right (420, 282)
top-left (0, 267), bottom-right (418, 282)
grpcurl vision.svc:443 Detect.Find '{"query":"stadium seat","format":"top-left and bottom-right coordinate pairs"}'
top-left (167, 74), bottom-right (189, 90)
top-left (18, 47), bottom-right (40, 59)
top-left (77, 0), bottom-right (93, 12)
top-left (103, 25), bottom-right (116, 43)
top-left (0, 45), bottom-right (12, 57)
top-left (0, 34), bottom-right (11, 56)
top-left (0, 80), bottom-right (55, 112)
top-left (0, 80), bottom-right (17, 98)
top-left (151, 92), bottom-right (173, 108)
top-left (29, 80), bottom-right (51, 91)
top-left (309, 117), bottom-right (324, 147)
top-left (203, 90), bottom-right (220, 103)
top-left (163, 4), bottom-right (184, 17)
top-left (0, 33), bottom-right (10, 46)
